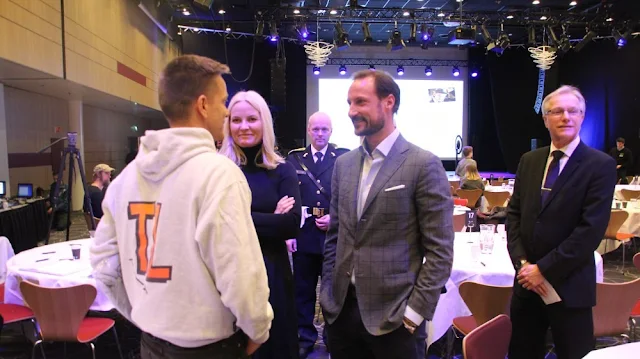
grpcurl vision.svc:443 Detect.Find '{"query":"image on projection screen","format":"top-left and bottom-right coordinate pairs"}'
top-left (318, 78), bottom-right (464, 159)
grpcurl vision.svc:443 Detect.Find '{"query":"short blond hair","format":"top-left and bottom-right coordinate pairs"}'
top-left (542, 85), bottom-right (586, 115)
top-left (220, 91), bottom-right (284, 170)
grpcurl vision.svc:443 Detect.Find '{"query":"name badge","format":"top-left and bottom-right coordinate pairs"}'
top-left (296, 170), bottom-right (306, 175)
top-left (619, 153), bottom-right (624, 158)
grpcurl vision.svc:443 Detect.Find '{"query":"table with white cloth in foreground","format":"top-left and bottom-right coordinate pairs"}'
top-left (4, 238), bottom-right (113, 311)
top-left (583, 342), bottom-right (640, 358)
top-left (427, 232), bottom-right (604, 347)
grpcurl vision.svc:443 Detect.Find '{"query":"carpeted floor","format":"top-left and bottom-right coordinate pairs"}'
top-left (2, 212), bottom-right (637, 358)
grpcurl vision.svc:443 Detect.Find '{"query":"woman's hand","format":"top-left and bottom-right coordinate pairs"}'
top-left (274, 196), bottom-right (295, 214)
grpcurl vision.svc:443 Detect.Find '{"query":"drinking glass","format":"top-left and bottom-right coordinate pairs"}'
top-left (479, 224), bottom-right (495, 254)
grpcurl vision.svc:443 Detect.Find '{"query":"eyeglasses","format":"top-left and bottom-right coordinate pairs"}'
top-left (544, 108), bottom-right (583, 117)
top-left (310, 128), bottom-right (331, 134)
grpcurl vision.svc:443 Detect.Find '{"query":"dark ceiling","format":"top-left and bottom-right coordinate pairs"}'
top-left (166, 0), bottom-right (640, 47)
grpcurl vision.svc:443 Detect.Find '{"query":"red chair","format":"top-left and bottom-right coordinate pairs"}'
top-left (463, 314), bottom-right (512, 359)
top-left (454, 198), bottom-right (469, 207)
top-left (19, 282), bottom-right (123, 359)
top-left (0, 283), bottom-right (35, 326)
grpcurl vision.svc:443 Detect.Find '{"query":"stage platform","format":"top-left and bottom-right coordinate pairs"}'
top-left (445, 171), bottom-right (515, 180)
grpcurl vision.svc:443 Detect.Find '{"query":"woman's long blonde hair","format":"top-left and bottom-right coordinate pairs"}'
top-left (220, 90), bottom-right (284, 170)
top-left (465, 162), bottom-right (481, 181)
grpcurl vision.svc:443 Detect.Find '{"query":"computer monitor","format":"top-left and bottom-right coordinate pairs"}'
top-left (17, 183), bottom-right (33, 198)
top-left (0, 181), bottom-right (5, 197)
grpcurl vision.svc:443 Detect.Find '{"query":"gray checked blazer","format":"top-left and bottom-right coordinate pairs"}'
top-left (319, 134), bottom-right (454, 336)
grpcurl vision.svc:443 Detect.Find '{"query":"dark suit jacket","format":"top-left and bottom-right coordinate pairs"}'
top-left (286, 144), bottom-right (348, 254)
top-left (320, 135), bottom-right (454, 335)
top-left (507, 141), bottom-right (617, 308)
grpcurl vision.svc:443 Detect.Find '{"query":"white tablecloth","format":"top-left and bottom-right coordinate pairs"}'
top-left (428, 232), bottom-right (604, 347)
top-left (4, 238), bottom-right (113, 311)
top-left (583, 342), bottom-right (640, 358)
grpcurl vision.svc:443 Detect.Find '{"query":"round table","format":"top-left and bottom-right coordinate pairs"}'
top-left (4, 238), bottom-right (113, 311)
top-left (583, 342), bottom-right (640, 358)
top-left (427, 232), bottom-right (604, 347)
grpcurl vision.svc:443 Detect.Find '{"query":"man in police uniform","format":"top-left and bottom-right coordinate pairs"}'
top-left (287, 112), bottom-right (348, 359)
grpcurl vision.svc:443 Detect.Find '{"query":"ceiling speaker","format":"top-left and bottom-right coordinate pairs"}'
top-left (193, 0), bottom-right (214, 9)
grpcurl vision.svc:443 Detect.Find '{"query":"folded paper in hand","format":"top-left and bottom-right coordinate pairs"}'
top-left (540, 279), bottom-right (562, 305)
top-left (300, 206), bottom-right (312, 228)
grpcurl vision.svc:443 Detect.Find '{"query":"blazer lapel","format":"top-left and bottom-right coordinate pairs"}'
top-left (361, 136), bottom-right (409, 216)
top-left (539, 142), bottom-right (586, 214)
top-left (531, 148), bottom-right (549, 216)
top-left (349, 150), bottom-right (365, 226)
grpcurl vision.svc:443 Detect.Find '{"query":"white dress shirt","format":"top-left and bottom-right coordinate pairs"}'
top-left (350, 129), bottom-right (425, 325)
top-left (541, 135), bottom-right (581, 189)
top-left (311, 145), bottom-right (328, 163)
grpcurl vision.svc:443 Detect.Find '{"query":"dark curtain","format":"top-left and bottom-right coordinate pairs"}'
top-left (470, 40), bottom-right (640, 175)
top-left (181, 33), bottom-right (308, 152)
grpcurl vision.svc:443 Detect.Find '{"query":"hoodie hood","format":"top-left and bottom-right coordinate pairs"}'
top-left (136, 128), bottom-right (216, 182)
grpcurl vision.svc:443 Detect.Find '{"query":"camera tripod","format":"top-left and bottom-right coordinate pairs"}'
top-left (42, 132), bottom-right (96, 244)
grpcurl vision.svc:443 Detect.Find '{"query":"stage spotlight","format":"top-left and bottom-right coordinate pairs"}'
top-left (362, 21), bottom-right (373, 42)
top-left (408, 23), bottom-right (417, 42)
top-left (255, 21), bottom-right (264, 37)
top-left (494, 32), bottom-right (510, 50)
top-left (528, 26), bottom-right (536, 46)
top-left (612, 29), bottom-right (630, 48)
top-left (369, 65), bottom-right (376, 70)
top-left (297, 22), bottom-right (309, 40)
top-left (420, 25), bottom-right (434, 50)
top-left (269, 21), bottom-right (279, 42)
top-left (335, 22), bottom-right (350, 50)
top-left (387, 28), bottom-right (405, 51)
top-left (339, 65), bottom-right (347, 75)
top-left (452, 66), bottom-right (460, 77)
top-left (425, 66), bottom-right (433, 76)
top-left (420, 24), bottom-right (434, 41)
top-left (313, 66), bottom-right (321, 75)
top-left (470, 68), bottom-right (479, 78)
top-left (573, 29), bottom-right (596, 52)
top-left (397, 66), bottom-right (405, 76)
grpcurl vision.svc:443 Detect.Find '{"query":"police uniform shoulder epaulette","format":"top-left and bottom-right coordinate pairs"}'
top-left (328, 147), bottom-right (350, 158)
top-left (287, 147), bottom-right (306, 156)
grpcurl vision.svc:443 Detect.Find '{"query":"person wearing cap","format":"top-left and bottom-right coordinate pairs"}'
top-left (87, 163), bottom-right (114, 218)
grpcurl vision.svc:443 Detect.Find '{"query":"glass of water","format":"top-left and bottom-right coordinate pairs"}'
top-left (479, 224), bottom-right (495, 254)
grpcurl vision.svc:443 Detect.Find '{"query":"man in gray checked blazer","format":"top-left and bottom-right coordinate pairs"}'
top-left (320, 70), bottom-right (454, 359)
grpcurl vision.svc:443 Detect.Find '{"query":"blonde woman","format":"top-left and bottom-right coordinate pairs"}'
top-left (461, 162), bottom-right (485, 208)
top-left (220, 90), bottom-right (300, 359)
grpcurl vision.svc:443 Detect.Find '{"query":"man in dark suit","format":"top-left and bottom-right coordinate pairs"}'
top-left (286, 112), bottom-right (348, 359)
top-left (608, 137), bottom-right (633, 184)
top-left (507, 85), bottom-right (617, 359)
top-left (320, 70), bottom-right (454, 359)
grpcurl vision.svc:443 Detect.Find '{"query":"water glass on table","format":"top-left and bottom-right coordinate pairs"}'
top-left (70, 244), bottom-right (81, 260)
top-left (479, 224), bottom-right (495, 254)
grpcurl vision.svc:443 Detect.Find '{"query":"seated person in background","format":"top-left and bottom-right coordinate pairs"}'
top-left (85, 164), bottom-right (114, 218)
top-left (48, 172), bottom-right (70, 231)
top-left (455, 146), bottom-right (477, 178)
top-left (461, 162), bottom-right (485, 208)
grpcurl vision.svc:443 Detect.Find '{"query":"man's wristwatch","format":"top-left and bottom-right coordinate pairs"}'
top-left (402, 317), bottom-right (418, 334)
top-left (515, 258), bottom-right (529, 271)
